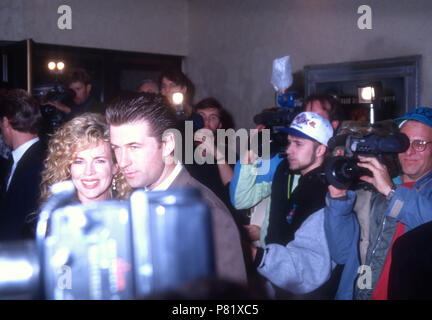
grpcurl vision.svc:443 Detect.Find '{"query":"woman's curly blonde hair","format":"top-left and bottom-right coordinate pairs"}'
top-left (39, 113), bottom-right (131, 206)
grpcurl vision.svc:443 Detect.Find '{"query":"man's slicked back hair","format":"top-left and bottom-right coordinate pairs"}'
top-left (106, 92), bottom-right (177, 143)
top-left (0, 88), bottom-right (42, 134)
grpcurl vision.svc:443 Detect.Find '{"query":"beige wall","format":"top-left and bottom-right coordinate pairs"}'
top-left (186, 0), bottom-right (432, 129)
top-left (0, 0), bottom-right (188, 55)
top-left (1, 1), bottom-right (431, 129)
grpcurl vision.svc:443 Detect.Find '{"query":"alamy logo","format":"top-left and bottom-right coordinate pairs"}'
top-left (357, 265), bottom-right (372, 290)
top-left (357, 5), bottom-right (372, 30)
top-left (58, 265), bottom-right (72, 290)
top-left (58, 5), bottom-right (72, 30)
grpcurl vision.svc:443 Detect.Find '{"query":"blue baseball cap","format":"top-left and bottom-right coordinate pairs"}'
top-left (394, 107), bottom-right (432, 128)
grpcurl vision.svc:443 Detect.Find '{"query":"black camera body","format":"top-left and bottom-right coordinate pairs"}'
top-left (0, 182), bottom-right (214, 300)
top-left (253, 107), bottom-right (300, 157)
top-left (33, 84), bottom-right (76, 135)
top-left (325, 132), bottom-right (410, 189)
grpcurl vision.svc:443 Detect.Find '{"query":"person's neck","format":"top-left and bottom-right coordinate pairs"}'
top-left (300, 159), bottom-right (323, 176)
top-left (147, 162), bottom-right (177, 190)
top-left (401, 171), bottom-right (432, 184)
top-left (12, 132), bottom-right (38, 150)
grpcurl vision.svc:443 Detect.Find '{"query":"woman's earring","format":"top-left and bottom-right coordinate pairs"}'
top-left (112, 176), bottom-right (117, 191)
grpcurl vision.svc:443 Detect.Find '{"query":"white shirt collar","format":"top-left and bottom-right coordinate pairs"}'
top-left (150, 162), bottom-right (183, 191)
top-left (11, 137), bottom-right (39, 164)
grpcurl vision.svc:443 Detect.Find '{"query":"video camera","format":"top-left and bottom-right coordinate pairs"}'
top-left (33, 84), bottom-right (76, 135)
top-left (324, 121), bottom-right (410, 189)
top-left (0, 181), bottom-right (214, 300)
top-left (252, 91), bottom-right (301, 158)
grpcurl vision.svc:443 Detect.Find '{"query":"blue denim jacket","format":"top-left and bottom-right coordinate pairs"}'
top-left (324, 171), bottom-right (432, 299)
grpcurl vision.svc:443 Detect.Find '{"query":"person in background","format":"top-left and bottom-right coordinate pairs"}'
top-left (138, 79), bottom-right (159, 94)
top-left (184, 97), bottom-right (249, 230)
top-left (325, 107), bottom-right (432, 299)
top-left (159, 69), bottom-right (194, 117)
top-left (0, 89), bottom-right (46, 240)
top-left (48, 68), bottom-right (105, 119)
top-left (231, 94), bottom-right (344, 248)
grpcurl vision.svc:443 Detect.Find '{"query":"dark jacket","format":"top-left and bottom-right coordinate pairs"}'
top-left (0, 140), bottom-right (46, 241)
top-left (265, 161), bottom-right (328, 246)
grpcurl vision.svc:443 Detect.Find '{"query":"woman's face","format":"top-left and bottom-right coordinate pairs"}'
top-left (70, 141), bottom-right (118, 203)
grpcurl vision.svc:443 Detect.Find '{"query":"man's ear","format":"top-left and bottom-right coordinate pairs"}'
top-left (162, 131), bottom-right (176, 158)
top-left (86, 83), bottom-right (92, 94)
top-left (316, 144), bottom-right (327, 158)
top-left (2, 117), bottom-right (11, 130)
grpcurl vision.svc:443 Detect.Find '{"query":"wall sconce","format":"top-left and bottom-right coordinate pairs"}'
top-left (47, 60), bottom-right (66, 73)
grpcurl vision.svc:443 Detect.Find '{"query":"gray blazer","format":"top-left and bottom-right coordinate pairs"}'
top-left (170, 168), bottom-right (248, 285)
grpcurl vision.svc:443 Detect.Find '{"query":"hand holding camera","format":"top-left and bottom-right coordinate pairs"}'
top-left (357, 155), bottom-right (395, 196)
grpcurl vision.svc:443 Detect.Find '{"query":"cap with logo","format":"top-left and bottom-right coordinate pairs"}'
top-left (280, 111), bottom-right (334, 146)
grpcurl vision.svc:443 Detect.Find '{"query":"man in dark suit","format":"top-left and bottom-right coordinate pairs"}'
top-left (106, 92), bottom-right (248, 286)
top-left (0, 89), bottom-right (46, 241)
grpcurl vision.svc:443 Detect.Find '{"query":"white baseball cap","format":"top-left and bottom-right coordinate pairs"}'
top-left (281, 111), bottom-right (333, 146)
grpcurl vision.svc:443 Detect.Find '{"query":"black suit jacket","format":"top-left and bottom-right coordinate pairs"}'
top-left (0, 140), bottom-right (46, 241)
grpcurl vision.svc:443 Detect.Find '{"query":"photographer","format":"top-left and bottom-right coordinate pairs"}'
top-left (249, 111), bottom-right (340, 299)
top-left (230, 94), bottom-right (344, 248)
top-left (325, 107), bottom-right (432, 299)
top-left (47, 68), bottom-right (105, 119)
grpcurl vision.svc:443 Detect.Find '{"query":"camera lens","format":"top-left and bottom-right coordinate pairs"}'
top-left (325, 156), bottom-right (360, 189)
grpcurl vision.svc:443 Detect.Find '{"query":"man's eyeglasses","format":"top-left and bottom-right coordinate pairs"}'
top-left (410, 140), bottom-right (432, 152)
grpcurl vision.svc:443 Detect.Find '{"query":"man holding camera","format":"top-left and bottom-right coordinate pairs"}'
top-left (231, 94), bottom-right (343, 248)
top-left (105, 92), bottom-right (247, 286)
top-left (325, 107), bottom-right (432, 299)
top-left (248, 111), bottom-right (339, 298)
top-left (48, 68), bottom-right (105, 119)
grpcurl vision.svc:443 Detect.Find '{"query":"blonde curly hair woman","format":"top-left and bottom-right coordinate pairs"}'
top-left (39, 113), bottom-right (130, 206)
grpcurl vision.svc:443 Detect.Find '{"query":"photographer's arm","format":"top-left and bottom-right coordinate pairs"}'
top-left (229, 152), bottom-right (282, 209)
top-left (46, 101), bottom-right (71, 114)
top-left (324, 188), bottom-right (359, 265)
top-left (385, 182), bottom-right (432, 229)
top-left (255, 209), bottom-right (336, 294)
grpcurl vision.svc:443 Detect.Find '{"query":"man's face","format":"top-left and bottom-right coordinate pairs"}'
top-left (69, 81), bottom-right (91, 105)
top-left (160, 77), bottom-right (186, 105)
top-left (285, 135), bottom-right (319, 175)
top-left (399, 120), bottom-right (432, 182)
top-left (197, 107), bottom-right (222, 134)
top-left (305, 100), bottom-right (339, 130)
top-left (139, 82), bottom-right (158, 94)
top-left (109, 120), bottom-right (166, 189)
top-left (305, 101), bottom-right (329, 119)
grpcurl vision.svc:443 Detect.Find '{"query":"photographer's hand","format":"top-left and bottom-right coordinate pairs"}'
top-left (46, 101), bottom-right (71, 114)
top-left (357, 155), bottom-right (393, 196)
top-left (328, 184), bottom-right (347, 198)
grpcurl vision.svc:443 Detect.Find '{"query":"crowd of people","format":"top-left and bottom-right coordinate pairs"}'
top-left (0, 66), bottom-right (431, 300)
